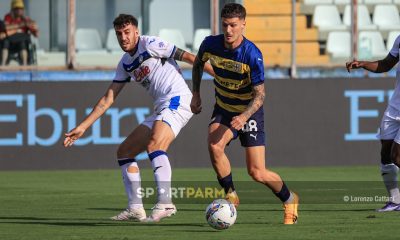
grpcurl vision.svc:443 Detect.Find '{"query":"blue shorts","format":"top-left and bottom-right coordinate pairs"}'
top-left (210, 106), bottom-right (265, 147)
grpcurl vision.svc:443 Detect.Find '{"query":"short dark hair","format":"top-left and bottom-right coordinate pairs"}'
top-left (220, 3), bottom-right (246, 20)
top-left (113, 14), bottom-right (138, 28)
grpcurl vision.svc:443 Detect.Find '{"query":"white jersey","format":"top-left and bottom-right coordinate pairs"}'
top-left (389, 35), bottom-right (400, 111)
top-left (113, 35), bottom-right (192, 111)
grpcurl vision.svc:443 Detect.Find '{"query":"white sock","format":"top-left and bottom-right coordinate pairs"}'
top-left (149, 151), bottom-right (172, 204)
top-left (284, 192), bottom-right (294, 204)
top-left (381, 163), bottom-right (400, 204)
top-left (120, 160), bottom-right (143, 209)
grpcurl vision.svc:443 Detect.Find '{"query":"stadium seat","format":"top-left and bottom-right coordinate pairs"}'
top-left (334, 0), bottom-right (363, 3)
top-left (192, 28), bottom-right (211, 53)
top-left (343, 5), bottom-right (377, 30)
top-left (358, 31), bottom-right (387, 59)
top-left (364, 0), bottom-right (391, 4)
top-left (106, 28), bottom-right (123, 54)
top-left (326, 31), bottom-right (351, 62)
top-left (386, 31), bottom-right (400, 51)
top-left (75, 28), bottom-right (107, 53)
top-left (312, 5), bottom-right (347, 40)
top-left (304, 0), bottom-right (333, 4)
top-left (158, 28), bottom-right (189, 52)
top-left (373, 4), bottom-right (400, 39)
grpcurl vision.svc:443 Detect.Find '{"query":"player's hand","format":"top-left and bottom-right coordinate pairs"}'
top-left (231, 115), bottom-right (247, 131)
top-left (191, 93), bottom-right (202, 114)
top-left (346, 60), bottom-right (363, 72)
top-left (64, 126), bottom-right (86, 147)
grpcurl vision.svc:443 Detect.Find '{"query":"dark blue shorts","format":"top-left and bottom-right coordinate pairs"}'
top-left (210, 106), bottom-right (265, 147)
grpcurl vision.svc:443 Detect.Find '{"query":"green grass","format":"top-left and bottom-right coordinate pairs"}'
top-left (1, 166), bottom-right (400, 240)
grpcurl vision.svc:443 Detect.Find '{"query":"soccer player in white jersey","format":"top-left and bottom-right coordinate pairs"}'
top-left (63, 14), bottom-right (213, 222)
top-left (346, 35), bottom-right (400, 212)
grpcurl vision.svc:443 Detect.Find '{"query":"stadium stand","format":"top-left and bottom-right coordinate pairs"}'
top-left (75, 28), bottom-right (106, 53)
top-left (343, 5), bottom-right (377, 31)
top-left (358, 30), bottom-right (387, 59)
top-left (326, 31), bottom-right (351, 63)
top-left (387, 30), bottom-right (400, 51)
top-left (192, 28), bottom-right (211, 53)
top-left (106, 28), bottom-right (123, 54)
top-left (158, 28), bottom-right (190, 52)
top-left (312, 5), bottom-right (347, 40)
top-left (244, 0), bottom-right (329, 67)
top-left (372, 4), bottom-right (400, 39)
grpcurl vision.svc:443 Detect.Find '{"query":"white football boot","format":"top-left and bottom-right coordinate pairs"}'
top-left (110, 208), bottom-right (147, 221)
top-left (146, 203), bottom-right (177, 222)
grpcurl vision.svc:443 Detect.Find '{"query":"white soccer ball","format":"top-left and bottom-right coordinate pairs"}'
top-left (205, 199), bottom-right (237, 230)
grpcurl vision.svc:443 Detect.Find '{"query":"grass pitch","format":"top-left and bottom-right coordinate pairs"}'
top-left (1, 166), bottom-right (400, 240)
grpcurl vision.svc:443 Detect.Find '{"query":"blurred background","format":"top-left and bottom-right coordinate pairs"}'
top-left (0, 0), bottom-right (397, 76)
top-left (1, 0), bottom-right (399, 169)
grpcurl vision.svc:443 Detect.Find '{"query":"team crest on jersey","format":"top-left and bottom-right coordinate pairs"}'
top-left (138, 55), bottom-right (144, 63)
top-left (159, 42), bottom-right (165, 48)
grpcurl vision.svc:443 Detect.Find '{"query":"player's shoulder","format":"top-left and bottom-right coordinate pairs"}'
top-left (243, 37), bottom-right (262, 56)
top-left (202, 34), bottom-right (224, 47)
top-left (141, 35), bottom-right (164, 46)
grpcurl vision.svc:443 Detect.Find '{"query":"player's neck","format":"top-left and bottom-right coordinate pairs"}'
top-left (224, 35), bottom-right (243, 50)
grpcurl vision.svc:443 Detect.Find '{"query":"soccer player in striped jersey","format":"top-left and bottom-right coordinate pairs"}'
top-left (64, 14), bottom-right (213, 222)
top-left (191, 3), bottom-right (299, 224)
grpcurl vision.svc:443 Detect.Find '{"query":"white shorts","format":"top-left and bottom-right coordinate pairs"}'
top-left (378, 106), bottom-right (400, 144)
top-left (142, 95), bottom-right (193, 137)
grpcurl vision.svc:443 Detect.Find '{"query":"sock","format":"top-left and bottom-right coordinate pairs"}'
top-left (218, 173), bottom-right (235, 194)
top-left (148, 150), bottom-right (172, 204)
top-left (381, 163), bottom-right (400, 204)
top-left (118, 158), bottom-right (143, 209)
top-left (274, 182), bottom-right (292, 203)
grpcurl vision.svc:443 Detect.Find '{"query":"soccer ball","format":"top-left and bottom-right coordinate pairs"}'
top-left (205, 199), bottom-right (237, 230)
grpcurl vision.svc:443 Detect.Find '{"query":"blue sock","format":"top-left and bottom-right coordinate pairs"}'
top-left (274, 182), bottom-right (291, 202)
top-left (218, 173), bottom-right (235, 194)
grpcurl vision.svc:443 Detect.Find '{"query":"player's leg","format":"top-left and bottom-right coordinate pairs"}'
top-left (208, 122), bottom-right (240, 206)
top-left (146, 120), bottom-right (176, 222)
top-left (111, 124), bottom-right (152, 221)
top-left (245, 146), bottom-right (298, 224)
top-left (147, 95), bottom-right (193, 221)
top-left (377, 109), bottom-right (400, 211)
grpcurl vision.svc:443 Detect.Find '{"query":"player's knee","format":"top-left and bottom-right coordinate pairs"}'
top-left (147, 138), bottom-right (161, 153)
top-left (117, 144), bottom-right (130, 159)
top-left (208, 142), bottom-right (224, 157)
top-left (248, 168), bottom-right (264, 183)
top-left (127, 166), bottom-right (139, 173)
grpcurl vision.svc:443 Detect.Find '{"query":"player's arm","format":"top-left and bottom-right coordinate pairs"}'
top-left (231, 83), bottom-right (265, 131)
top-left (64, 82), bottom-right (126, 147)
top-left (190, 55), bottom-right (206, 114)
top-left (346, 53), bottom-right (399, 73)
top-left (173, 48), bottom-right (214, 77)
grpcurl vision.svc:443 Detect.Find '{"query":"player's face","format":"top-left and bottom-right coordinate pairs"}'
top-left (221, 17), bottom-right (245, 49)
top-left (115, 23), bottom-right (139, 53)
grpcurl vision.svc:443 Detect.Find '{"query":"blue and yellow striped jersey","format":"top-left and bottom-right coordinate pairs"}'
top-left (198, 34), bottom-right (264, 114)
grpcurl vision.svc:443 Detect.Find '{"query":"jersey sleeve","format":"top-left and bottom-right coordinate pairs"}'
top-left (389, 35), bottom-right (400, 58)
top-left (249, 48), bottom-right (265, 86)
top-left (145, 36), bottom-right (176, 58)
top-left (113, 58), bottom-right (130, 82)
